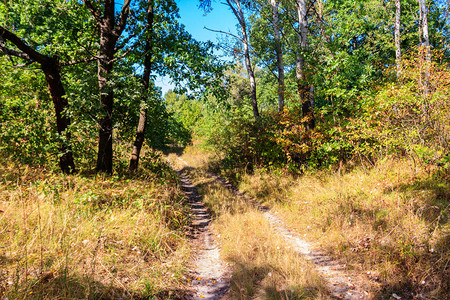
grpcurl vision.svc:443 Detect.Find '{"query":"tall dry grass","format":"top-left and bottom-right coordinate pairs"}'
top-left (0, 153), bottom-right (191, 299)
top-left (238, 159), bottom-right (449, 299)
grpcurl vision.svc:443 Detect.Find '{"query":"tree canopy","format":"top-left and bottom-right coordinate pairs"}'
top-left (0, 0), bottom-right (448, 173)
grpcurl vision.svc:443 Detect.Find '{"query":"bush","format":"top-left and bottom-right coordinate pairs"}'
top-left (208, 50), bottom-right (449, 173)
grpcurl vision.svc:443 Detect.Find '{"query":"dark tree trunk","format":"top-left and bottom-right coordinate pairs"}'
top-left (271, 0), bottom-right (285, 112)
top-left (42, 57), bottom-right (76, 174)
top-left (0, 26), bottom-right (76, 174)
top-left (129, 0), bottom-right (155, 171)
top-left (96, 31), bottom-right (115, 173)
top-left (85, 0), bottom-right (131, 173)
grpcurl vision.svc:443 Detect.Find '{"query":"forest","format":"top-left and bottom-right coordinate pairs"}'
top-left (0, 0), bottom-right (449, 299)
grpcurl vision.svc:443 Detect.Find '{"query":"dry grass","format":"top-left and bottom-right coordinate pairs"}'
top-left (238, 159), bottom-right (449, 299)
top-left (215, 211), bottom-right (329, 299)
top-left (171, 147), bottom-right (330, 299)
top-left (0, 152), bottom-right (191, 299)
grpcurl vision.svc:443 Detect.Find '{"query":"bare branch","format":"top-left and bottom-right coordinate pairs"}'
top-left (204, 26), bottom-right (243, 42)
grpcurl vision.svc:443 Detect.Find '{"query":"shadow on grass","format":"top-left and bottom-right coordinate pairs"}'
top-left (368, 169), bottom-right (449, 299)
top-left (371, 233), bottom-right (449, 298)
top-left (225, 254), bottom-right (323, 299)
top-left (1, 273), bottom-right (188, 299)
top-left (231, 263), bottom-right (321, 299)
top-left (384, 169), bottom-right (449, 223)
top-left (162, 145), bottom-right (186, 157)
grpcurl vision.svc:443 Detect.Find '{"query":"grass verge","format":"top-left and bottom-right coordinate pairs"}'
top-left (236, 158), bottom-right (449, 299)
top-left (0, 149), bottom-right (191, 299)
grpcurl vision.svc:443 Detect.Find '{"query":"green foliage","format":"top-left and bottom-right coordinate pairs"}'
top-left (0, 0), bottom-right (226, 171)
top-left (207, 106), bottom-right (313, 172)
top-left (146, 93), bottom-right (191, 149)
top-left (313, 49), bottom-right (450, 169)
top-left (362, 50), bottom-right (449, 163)
top-left (165, 90), bottom-right (203, 134)
top-left (0, 59), bottom-right (59, 167)
top-left (205, 48), bottom-right (449, 173)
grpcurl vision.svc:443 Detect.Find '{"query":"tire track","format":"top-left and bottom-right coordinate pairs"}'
top-left (172, 161), bottom-right (231, 300)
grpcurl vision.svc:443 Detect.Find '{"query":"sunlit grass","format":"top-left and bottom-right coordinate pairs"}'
top-left (238, 158), bottom-right (449, 299)
top-left (171, 147), bottom-right (330, 299)
top-left (0, 151), bottom-right (191, 299)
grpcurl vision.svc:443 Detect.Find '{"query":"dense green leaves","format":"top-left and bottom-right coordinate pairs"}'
top-left (0, 0), bottom-right (449, 174)
top-left (0, 0), bottom-right (225, 171)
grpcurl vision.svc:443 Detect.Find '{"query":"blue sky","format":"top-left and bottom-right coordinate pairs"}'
top-left (156, 0), bottom-right (239, 95)
top-left (176, 0), bottom-right (238, 43)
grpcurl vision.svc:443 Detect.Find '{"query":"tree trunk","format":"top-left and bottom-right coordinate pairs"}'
top-left (227, 0), bottom-right (259, 118)
top-left (85, 0), bottom-right (131, 173)
top-left (395, 0), bottom-right (402, 79)
top-left (129, 0), bottom-right (154, 171)
top-left (42, 57), bottom-right (77, 174)
top-left (96, 28), bottom-right (115, 173)
top-left (296, 0), bottom-right (314, 130)
top-left (0, 26), bottom-right (76, 174)
top-left (418, 0), bottom-right (430, 98)
top-left (271, 0), bottom-right (285, 112)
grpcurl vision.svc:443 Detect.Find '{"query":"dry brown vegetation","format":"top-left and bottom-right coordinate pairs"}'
top-left (2, 142), bottom-right (447, 299)
top-left (237, 158), bottom-right (449, 299)
top-left (169, 148), bottom-right (330, 299)
top-left (0, 151), bottom-right (191, 299)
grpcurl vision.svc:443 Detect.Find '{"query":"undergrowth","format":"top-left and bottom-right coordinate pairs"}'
top-left (0, 148), bottom-right (191, 299)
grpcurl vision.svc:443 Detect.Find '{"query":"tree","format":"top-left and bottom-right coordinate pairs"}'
top-left (395, 0), bottom-right (402, 78)
top-left (418, 0), bottom-right (430, 97)
top-left (0, 8), bottom-right (80, 173)
top-left (271, 0), bottom-right (285, 111)
top-left (84, 0), bottom-right (132, 173)
top-left (296, 0), bottom-right (314, 130)
top-left (129, 0), bottom-right (154, 171)
top-left (225, 0), bottom-right (260, 118)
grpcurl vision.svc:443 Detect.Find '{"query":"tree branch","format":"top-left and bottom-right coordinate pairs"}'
top-left (84, 0), bottom-right (102, 24)
top-left (109, 40), bottom-right (139, 64)
top-left (0, 26), bottom-right (46, 64)
top-left (61, 56), bottom-right (98, 66)
top-left (204, 26), bottom-right (243, 42)
top-left (225, 0), bottom-right (243, 25)
top-left (0, 44), bottom-right (31, 60)
top-left (259, 59), bottom-right (278, 80)
top-left (114, 30), bottom-right (139, 52)
top-left (279, 26), bottom-right (293, 50)
top-left (114, 0), bottom-right (132, 37)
